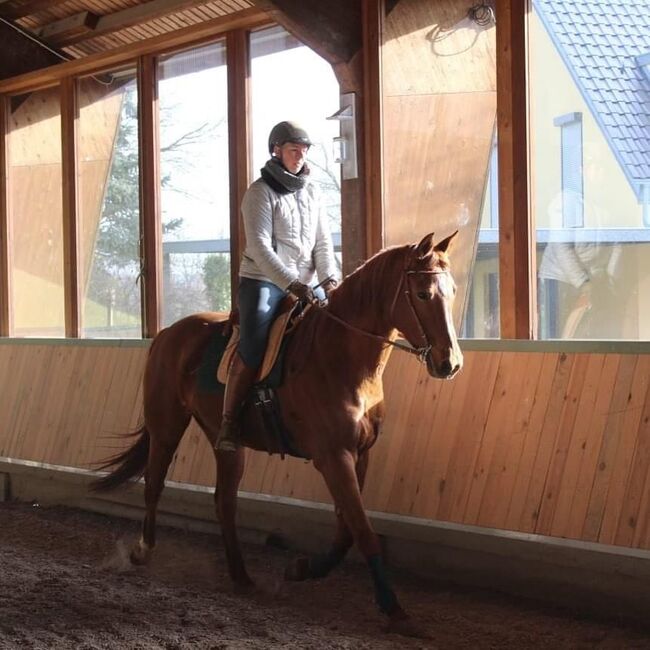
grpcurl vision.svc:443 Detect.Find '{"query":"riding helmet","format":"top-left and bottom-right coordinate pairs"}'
top-left (268, 121), bottom-right (312, 154)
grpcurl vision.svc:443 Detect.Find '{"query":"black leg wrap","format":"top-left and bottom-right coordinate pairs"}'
top-left (368, 554), bottom-right (399, 615)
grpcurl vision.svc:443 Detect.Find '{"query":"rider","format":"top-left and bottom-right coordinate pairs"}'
top-left (215, 120), bottom-right (339, 452)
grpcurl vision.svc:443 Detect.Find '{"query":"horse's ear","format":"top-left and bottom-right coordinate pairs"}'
top-left (434, 230), bottom-right (459, 255)
top-left (415, 232), bottom-right (436, 259)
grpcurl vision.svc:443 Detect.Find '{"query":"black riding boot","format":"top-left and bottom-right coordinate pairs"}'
top-left (215, 352), bottom-right (258, 452)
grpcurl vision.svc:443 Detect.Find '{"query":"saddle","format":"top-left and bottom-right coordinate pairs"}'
top-left (217, 295), bottom-right (312, 385)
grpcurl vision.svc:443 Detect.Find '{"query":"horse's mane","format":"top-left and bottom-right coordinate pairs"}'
top-left (327, 244), bottom-right (410, 319)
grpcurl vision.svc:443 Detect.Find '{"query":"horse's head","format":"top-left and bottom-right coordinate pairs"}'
top-left (396, 231), bottom-right (463, 379)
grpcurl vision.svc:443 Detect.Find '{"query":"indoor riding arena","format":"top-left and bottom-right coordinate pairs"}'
top-left (1, 0), bottom-right (650, 648)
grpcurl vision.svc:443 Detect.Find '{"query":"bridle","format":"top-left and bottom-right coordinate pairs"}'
top-left (317, 266), bottom-right (450, 365)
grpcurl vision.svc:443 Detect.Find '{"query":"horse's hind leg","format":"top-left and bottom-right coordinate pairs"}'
top-left (131, 413), bottom-right (190, 565)
top-left (285, 450), bottom-right (369, 581)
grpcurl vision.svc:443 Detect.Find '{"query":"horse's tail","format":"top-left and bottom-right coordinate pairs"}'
top-left (90, 426), bottom-right (150, 493)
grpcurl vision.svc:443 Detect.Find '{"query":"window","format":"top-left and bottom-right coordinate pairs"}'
top-left (78, 69), bottom-right (142, 338)
top-left (249, 25), bottom-right (342, 269)
top-left (531, 1), bottom-right (650, 340)
top-left (8, 88), bottom-right (65, 337)
top-left (554, 112), bottom-right (583, 228)
top-left (158, 41), bottom-right (230, 326)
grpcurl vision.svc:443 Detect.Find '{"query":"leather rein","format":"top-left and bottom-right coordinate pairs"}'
top-left (317, 268), bottom-right (449, 365)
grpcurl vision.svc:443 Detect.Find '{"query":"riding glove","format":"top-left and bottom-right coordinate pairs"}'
top-left (287, 280), bottom-right (315, 302)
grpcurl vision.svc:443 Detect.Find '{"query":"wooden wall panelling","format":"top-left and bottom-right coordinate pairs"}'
top-left (408, 350), bottom-right (477, 519)
top-left (495, 0), bottom-right (533, 339)
top-left (581, 354), bottom-right (638, 541)
top-left (385, 361), bottom-right (452, 515)
top-left (435, 350), bottom-right (501, 523)
top-left (476, 352), bottom-right (545, 529)
top-left (549, 353), bottom-right (607, 538)
top-left (61, 76), bottom-right (81, 337)
top-left (504, 352), bottom-right (559, 530)
top-left (613, 365), bottom-right (650, 547)
top-left (534, 354), bottom-right (590, 536)
top-left (463, 351), bottom-right (524, 525)
top-left (564, 354), bottom-right (620, 540)
top-left (0, 95), bottom-right (11, 335)
top-left (138, 54), bottom-right (162, 337)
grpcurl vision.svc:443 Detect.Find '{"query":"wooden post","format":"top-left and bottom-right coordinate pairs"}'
top-left (227, 28), bottom-right (251, 309)
top-left (496, 0), bottom-right (535, 339)
top-left (0, 94), bottom-right (11, 336)
top-left (361, 0), bottom-right (384, 257)
top-left (61, 77), bottom-right (81, 337)
top-left (138, 54), bottom-right (162, 338)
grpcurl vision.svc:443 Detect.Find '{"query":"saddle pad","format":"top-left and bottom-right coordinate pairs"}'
top-left (217, 306), bottom-right (295, 385)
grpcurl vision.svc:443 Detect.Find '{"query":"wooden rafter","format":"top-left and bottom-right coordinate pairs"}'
top-left (0, 0), bottom-right (69, 20)
top-left (39, 0), bottom-right (226, 48)
top-left (0, 95), bottom-right (11, 336)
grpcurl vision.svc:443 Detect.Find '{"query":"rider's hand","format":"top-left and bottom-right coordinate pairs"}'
top-left (322, 278), bottom-right (338, 298)
top-left (288, 280), bottom-right (315, 302)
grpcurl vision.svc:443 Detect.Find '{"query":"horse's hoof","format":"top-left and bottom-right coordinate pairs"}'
top-left (284, 556), bottom-right (311, 582)
top-left (384, 615), bottom-right (429, 639)
top-left (129, 539), bottom-right (152, 566)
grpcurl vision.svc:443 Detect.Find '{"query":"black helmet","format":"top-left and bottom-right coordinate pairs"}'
top-left (268, 121), bottom-right (312, 154)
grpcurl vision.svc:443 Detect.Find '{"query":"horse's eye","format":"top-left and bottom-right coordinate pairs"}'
top-left (417, 291), bottom-right (431, 301)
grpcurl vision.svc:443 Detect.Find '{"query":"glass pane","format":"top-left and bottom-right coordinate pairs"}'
top-left (78, 70), bottom-right (142, 338)
top-left (382, 0), bottom-right (497, 334)
top-left (8, 88), bottom-right (65, 337)
top-left (531, 2), bottom-right (649, 340)
top-left (250, 25), bottom-right (342, 270)
top-left (158, 41), bottom-right (230, 326)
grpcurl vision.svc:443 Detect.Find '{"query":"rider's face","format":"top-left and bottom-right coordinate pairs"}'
top-left (274, 142), bottom-right (309, 174)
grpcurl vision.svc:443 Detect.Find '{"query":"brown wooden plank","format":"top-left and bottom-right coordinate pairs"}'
top-left (477, 352), bottom-right (545, 529)
top-left (0, 0), bottom-right (69, 20)
top-left (138, 54), bottom-right (162, 337)
top-left (582, 354), bottom-right (638, 541)
top-left (550, 354), bottom-right (608, 539)
top-left (464, 351), bottom-right (525, 525)
top-left (435, 351), bottom-right (501, 523)
top-left (534, 354), bottom-right (590, 536)
top-left (0, 95), bottom-right (11, 335)
top-left (226, 27), bottom-right (249, 308)
top-left (598, 356), bottom-right (650, 545)
top-left (61, 76), bottom-right (81, 337)
top-left (39, 11), bottom-right (100, 44)
top-left (565, 354), bottom-right (621, 540)
top-left (0, 8), bottom-right (270, 95)
top-left (362, 0), bottom-right (384, 255)
top-left (495, 0), bottom-right (533, 338)
top-left (614, 367), bottom-right (650, 548)
top-left (505, 352), bottom-right (559, 530)
top-left (408, 350), bottom-right (477, 519)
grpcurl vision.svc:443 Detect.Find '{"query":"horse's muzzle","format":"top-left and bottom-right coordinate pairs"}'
top-left (426, 350), bottom-right (463, 380)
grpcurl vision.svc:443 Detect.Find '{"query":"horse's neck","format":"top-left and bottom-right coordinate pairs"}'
top-left (323, 249), bottom-right (403, 378)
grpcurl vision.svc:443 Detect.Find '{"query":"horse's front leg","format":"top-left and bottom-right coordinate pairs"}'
top-left (215, 447), bottom-right (254, 591)
top-left (315, 450), bottom-right (423, 635)
top-left (285, 450), bottom-right (369, 581)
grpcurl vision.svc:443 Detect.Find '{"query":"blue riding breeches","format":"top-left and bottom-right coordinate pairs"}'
top-left (237, 277), bottom-right (286, 369)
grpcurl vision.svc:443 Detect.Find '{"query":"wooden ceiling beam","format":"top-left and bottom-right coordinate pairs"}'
top-left (43, 0), bottom-right (219, 48)
top-left (38, 11), bottom-right (100, 45)
top-left (0, 0), bottom-right (68, 20)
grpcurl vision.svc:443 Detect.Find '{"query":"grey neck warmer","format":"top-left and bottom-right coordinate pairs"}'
top-left (261, 157), bottom-right (309, 195)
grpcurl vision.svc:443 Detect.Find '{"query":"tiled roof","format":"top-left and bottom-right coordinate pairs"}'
top-left (534, 0), bottom-right (650, 196)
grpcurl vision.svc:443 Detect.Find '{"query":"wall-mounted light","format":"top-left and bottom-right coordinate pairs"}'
top-left (327, 92), bottom-right (358, 180)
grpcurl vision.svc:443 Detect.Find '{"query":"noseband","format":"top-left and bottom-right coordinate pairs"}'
top-left (320, 266), bottom-right (449, 364)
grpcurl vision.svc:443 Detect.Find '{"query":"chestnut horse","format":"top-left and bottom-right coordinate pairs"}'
top-left (92, 231), bottom-right (463, 632)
